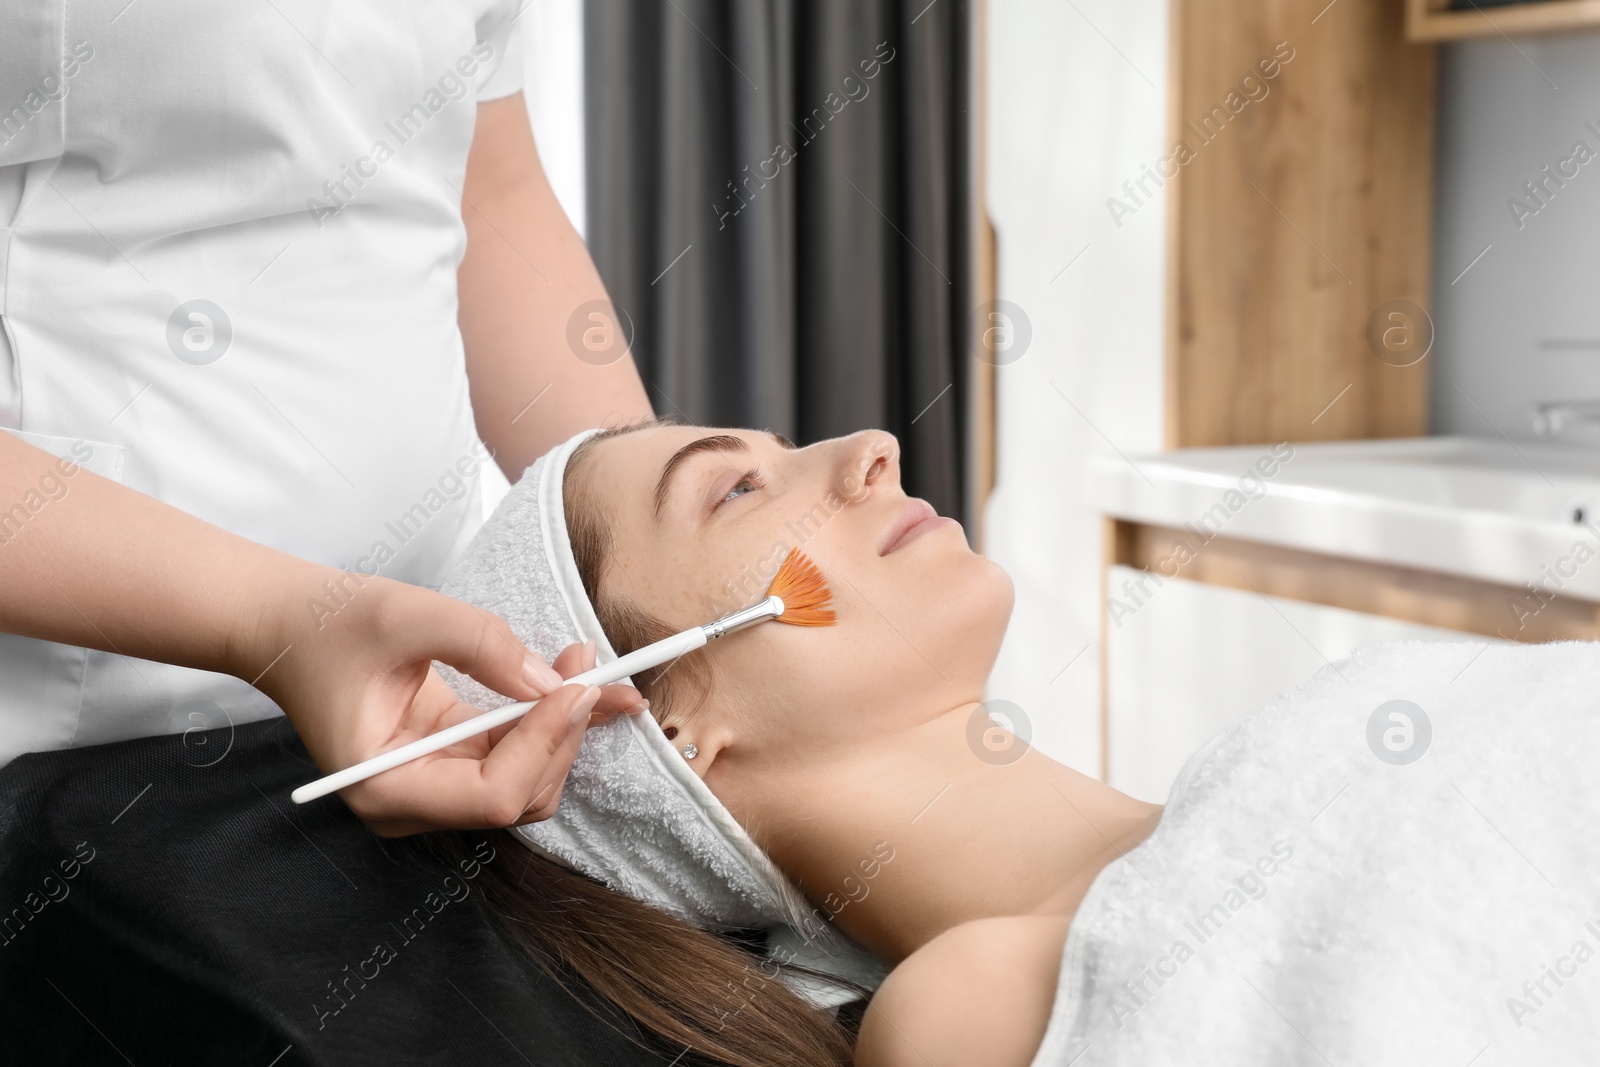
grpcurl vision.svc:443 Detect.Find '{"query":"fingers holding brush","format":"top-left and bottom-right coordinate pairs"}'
top-left (347, 639), bottom-right (645, 834)
top-left (502, 641), bottom-right (648, 825)
top-left (479, 681), bottom-right (601, 826)
top-left (476, 673), bottom-right (645, 828)
top-left (358, 680), bottom-right (603, 834)
top-left (432, 639), bottom-right (645, 828)
top-left (474, 637), bottom-right (645, 748)
top-left (507, 683), bottom-right (596, 825)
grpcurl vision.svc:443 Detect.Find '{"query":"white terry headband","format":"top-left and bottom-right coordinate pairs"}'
top-left (437, 427), bottom-right (885, 1000)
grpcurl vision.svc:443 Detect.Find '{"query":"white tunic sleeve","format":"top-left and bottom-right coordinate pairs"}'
top-left (475, 0), bottom-right (528, 102)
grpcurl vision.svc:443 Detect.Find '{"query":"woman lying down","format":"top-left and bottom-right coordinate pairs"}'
top-left (437, 419), bottom-right (1600, 1067)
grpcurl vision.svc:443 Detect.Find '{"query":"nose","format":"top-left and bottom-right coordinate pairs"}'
top-left (833, 430), bottom-right (900, 502)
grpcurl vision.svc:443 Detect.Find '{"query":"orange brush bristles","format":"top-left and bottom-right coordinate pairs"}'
top-left (767, 547), bottom-right (836, 626)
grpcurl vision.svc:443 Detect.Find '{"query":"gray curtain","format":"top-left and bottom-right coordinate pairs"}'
top-left (583, 0), bottom-right (972, 524)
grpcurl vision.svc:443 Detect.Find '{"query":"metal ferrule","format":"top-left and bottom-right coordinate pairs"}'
top-left (701, 595), bottom-right (784, 640)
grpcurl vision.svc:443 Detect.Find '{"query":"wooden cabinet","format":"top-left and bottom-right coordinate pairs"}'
top-left (1165, 0), bottom-right (1435, 448)
top-left (1407, 0), bottom-right (1600, 42)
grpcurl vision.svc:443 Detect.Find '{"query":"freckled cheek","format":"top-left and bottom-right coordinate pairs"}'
top-left (623, 570), bottom-right (701, 622)
top-left (617, 523), bottom-right (834, 626)
top-left (616, 550), bottom-right (742, 625)
top-left (703, 532), bottom-right (792, 591)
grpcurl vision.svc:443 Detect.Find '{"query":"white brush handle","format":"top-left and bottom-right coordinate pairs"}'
top-left (290, 627), bottom-right (709, 805)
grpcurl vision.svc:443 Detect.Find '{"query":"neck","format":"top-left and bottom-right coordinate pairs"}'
top-left (734, 701), bottom-right (1163, 964)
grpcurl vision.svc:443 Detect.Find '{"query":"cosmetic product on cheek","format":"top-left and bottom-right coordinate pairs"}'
top-left (291, 548), bottom-right (836, 804)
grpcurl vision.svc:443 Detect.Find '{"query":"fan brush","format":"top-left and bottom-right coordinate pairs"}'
top-left (292, 547), bottom-right (834, 803)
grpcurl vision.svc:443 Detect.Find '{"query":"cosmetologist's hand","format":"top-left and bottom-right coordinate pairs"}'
top-left (232, 564), bottom-right (644, 836)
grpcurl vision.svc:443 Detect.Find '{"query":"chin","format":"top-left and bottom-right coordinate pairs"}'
top-left (972, 555), bottom-right (1015, 643)
top-left (916, 548), bottom-right (1014, 669)
top-left (946, 526), bottom-right (1013, 606)
top-left (984, 557), bottom-right (1016, 618)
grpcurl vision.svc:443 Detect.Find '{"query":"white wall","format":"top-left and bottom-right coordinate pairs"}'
top-left (1431, 35), bottom-right (1600, 447)
top-left (519, 0), bottom-right (588, 239)
top-left (982, 0), bottom-right (1169, 776)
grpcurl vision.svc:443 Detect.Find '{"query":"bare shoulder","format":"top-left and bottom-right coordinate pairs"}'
top-left (853, 914), bottom-right (1071, 1067)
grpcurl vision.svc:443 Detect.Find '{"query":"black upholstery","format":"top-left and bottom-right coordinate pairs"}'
top-left (0, 715), bottom-right (712, 1066)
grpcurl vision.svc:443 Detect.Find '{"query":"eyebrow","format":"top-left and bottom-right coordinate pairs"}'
top-left (652, 431), bottom-right (796, 519)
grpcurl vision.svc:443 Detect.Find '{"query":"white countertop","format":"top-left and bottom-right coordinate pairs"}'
top-left (1086, 435), bottom-right (1600, 600)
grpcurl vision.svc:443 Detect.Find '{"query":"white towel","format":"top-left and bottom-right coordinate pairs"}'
top-left (1033, 639), bottom-right (1600, 1065)
top-left (436, 429), bottom-right (887, 1004)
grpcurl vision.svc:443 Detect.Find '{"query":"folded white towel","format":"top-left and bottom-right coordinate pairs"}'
top-left (1033, 638), bottom-right (1600, 1065)
top-left (437, 429), bottom-right (887, 1004)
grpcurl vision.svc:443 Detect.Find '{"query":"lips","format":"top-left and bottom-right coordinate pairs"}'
top-left (879, 498), bottom-right (943, 556)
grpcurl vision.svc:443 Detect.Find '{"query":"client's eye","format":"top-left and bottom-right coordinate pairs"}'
top-left (716, 468), bottom-right (765, 509)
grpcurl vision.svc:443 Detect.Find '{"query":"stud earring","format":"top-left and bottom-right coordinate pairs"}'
top-left (681, 742), bottom-right (699, 760)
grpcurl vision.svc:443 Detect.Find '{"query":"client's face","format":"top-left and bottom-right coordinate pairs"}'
top-left (579, 425), bottom-right (1013, 799)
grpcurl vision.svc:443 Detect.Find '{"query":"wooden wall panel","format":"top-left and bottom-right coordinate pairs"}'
top-left (1166, 0), bottom-right (1437, 448)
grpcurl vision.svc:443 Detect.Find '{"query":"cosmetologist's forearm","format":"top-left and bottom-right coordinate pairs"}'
top-left (0, 428), bottom-right (318, 682)
top-left (457, 93), bottom-right (652, 481)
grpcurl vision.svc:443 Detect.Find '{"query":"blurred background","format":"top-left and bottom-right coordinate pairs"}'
top-left (513, 0), bottom-right (1600, 802)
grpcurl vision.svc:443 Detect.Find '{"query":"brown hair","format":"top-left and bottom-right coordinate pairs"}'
top-left (427, 420), bottom-right (860, 1067)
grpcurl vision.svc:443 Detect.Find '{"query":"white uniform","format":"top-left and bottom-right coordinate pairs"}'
top-left (0, 1), bottom-right (525, 763)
